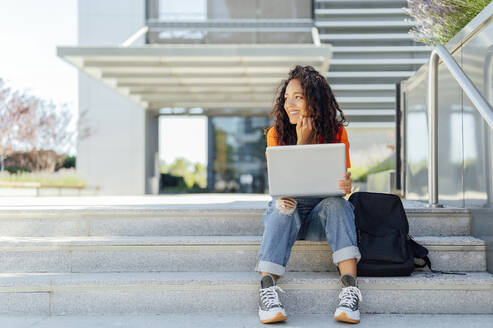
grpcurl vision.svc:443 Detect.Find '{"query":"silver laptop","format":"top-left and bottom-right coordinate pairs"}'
top-left (266, 143), bottom-right (346, 197)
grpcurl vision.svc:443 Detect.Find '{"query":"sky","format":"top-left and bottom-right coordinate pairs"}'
top-left (0, 0), bottom-right (78, 108)
top-left (0, 0), bottom-right (206, 165)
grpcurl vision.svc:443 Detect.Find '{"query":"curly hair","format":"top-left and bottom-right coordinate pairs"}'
top-left (267, 65), bottom-right (347, 145)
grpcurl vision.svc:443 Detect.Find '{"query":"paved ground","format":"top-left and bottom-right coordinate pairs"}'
top-left (0, 194), bottom-right (270, 210)
top-left (0, 194), bottom-right (433, 210)
top-left (1, 314), bottom-right (492, 328)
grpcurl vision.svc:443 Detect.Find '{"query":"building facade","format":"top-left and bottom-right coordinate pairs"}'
top-left (70, 0), bottom-right (408, 195)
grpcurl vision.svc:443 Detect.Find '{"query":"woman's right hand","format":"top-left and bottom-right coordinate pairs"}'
top-left (276, 197), bottom-right (297, 214)
top-left (296, 115), bottom-right (314, 145)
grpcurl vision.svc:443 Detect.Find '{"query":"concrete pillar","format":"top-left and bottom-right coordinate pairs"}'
top-left (145, 111), bottom-right (160, 194)
top-left (207, 117), bottom-right (215, 191)
top-left (77, 0), bottom-right (147, 195)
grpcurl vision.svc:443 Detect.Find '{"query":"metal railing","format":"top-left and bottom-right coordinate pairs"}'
top-left (428, 44), bottom-right (493, 207)
top-left (146, 18), bottom-right (314, 32)
top-left (120, 19), bottom-right (320, 47)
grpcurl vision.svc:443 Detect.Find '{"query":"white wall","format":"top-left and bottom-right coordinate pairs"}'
top-left (77, 0), bottom-right (147, 195)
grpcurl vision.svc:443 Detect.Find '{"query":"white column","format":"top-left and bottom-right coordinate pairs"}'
top-left (77, 0), bottom-right (147, 195)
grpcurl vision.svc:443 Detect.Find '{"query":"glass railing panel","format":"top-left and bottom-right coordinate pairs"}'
top-left (404, 62), bottom-right (465, 207)
top-left (462, 22), bottom-right (493, 208)
top-left (435, 50), bottom-right (466, 208)
top-left (404, 69), bottom-right (428, 201)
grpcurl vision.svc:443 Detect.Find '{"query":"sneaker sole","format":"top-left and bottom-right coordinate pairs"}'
top-left (260, 312), bottom-right (287, 324)
top-left (334, 312), bottom-right (360, 324)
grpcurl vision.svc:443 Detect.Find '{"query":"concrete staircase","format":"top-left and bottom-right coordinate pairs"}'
top-left (0, 198), bottom-right (492, 318)
top-left (315, 0), bottom-right (431, 124)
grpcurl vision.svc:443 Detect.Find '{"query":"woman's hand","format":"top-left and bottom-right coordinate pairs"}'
top-left (276, 197), bottom-right (297, 214)
top-left (338, 171), bottom-right (352, 194)
top-left (296, 115), bottom-right (314, 145)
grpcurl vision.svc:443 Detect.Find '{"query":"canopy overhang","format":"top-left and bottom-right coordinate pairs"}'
top-left (57, 44), bottom-right (332, 116)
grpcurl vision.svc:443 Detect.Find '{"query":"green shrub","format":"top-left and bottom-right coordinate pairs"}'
top-left (404, 0), bottom-right (492, 45)
top-left (351, 155), bottom-right (396, 183)
top-left (61, 156), bottom-right (76, 169)
top-left (160, 158), bottom-right (207, 192)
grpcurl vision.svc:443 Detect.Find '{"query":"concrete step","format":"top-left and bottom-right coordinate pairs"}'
top-left (316, 21), bottom-right (415, 28)
top-left (334, 92), bottom-right (395, 100)
top-left (320, 33), bottom-right (412, 41)
top-left (335, 89), bottom-right (396, 98)
top-left (316, 1), bottom-right (408, 11)
top-left (320, 35), bottom-right (416, 47)
top-left (332, 85), bottom-right (396, 99)
top-left (331, 58), bottom-right (427, 65)
top-left (0, 206), bottom-right (471, 237)
top-left (340, 109), bottom-right (395, 117)
top-left (332, 83), bottom-right (396, 90)
top-left (326, 71), bottom-right (415, 78)
top-left (0, 204), bottom-right (471, 237)
top-left (331, 47), bottom-right (430, 60)
top-left (0, 236), bottom-right (484, 273)
top-left (315, 10), bottom-right (408, 22)
top-left (338, 104), bottom-right (395, 111)
top-left (336, 96), bottom-right (395, 104)
top-left (316, 8), bottom-right (405, 15)
top-left (2, 314), bottom-right (493, 327)
top-left (332, 46), bottom-right (431, 53)
top-left (0, 271), bottom-right (492, 315)
top-left (316, 17), bottom-right (409, 25)
top-left (326, 71), bottom-right (414, 83)
top-left (332, 84), bottom-right (396, 98)
top-left (316, 0), bottom-right (406, 3)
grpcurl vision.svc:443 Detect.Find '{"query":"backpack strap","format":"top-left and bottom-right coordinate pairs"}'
top-left (408, 235), bottom-right (466, 275)
top-left (417, 254), bottom-right (466, 275)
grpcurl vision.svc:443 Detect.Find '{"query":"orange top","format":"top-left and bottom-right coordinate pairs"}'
top-left (265, 126), bottom-right (351, 168)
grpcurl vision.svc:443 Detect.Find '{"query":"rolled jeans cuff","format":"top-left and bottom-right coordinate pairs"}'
top-left (255, 260), bottom-right (286, 276)
top-left (332, 245), bottom-right (361, 265)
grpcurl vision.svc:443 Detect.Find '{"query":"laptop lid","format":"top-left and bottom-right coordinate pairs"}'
top-left (266, 143), bottom-right (346, 197)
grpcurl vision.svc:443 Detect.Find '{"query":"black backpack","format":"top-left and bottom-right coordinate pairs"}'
top-left (348, 192), bottom-right (463, 277)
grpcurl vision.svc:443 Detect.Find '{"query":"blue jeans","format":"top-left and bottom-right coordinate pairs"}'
top-left (255, 196), bottom-right (361, 276)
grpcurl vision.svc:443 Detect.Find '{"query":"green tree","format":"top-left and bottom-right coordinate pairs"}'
top-left (168, 158), bottom-right (192, 177)
top-left (162, 158), bottom-right (208, 191)
top-left (193, 162), bottom-right (207, 188)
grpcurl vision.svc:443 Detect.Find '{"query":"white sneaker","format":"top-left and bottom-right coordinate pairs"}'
top-left (334, 286), bottom-right (362, 324)
top-left (258, 275), bottom-right (286, 324)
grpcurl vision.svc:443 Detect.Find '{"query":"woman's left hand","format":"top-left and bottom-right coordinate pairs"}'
top-left (338, 171), bottom-right (352, 194)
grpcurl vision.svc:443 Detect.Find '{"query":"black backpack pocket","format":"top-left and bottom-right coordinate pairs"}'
top-left (358, 228), bottom-right (408, 264)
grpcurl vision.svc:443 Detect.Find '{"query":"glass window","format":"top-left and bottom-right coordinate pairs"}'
top-left (156, 0), bottom-right (207, 40)
top-left (147, 0), bottom-right (312, 44)
top-left (158, 0), bottom-right (206, 21)
top-left (210, 116), bottom-right (271, 193)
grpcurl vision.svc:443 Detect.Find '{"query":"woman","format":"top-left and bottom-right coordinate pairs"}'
top-left (255, 65), bottom-right (362, 324)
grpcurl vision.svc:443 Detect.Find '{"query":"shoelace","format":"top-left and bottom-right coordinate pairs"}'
top-left (259, 285), bottom-right (285, 308)
top-left (338, 286), bottom-right (363, 309)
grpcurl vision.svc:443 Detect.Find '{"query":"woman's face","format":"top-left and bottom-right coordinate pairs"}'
top-left (284, 78), bottom-right (307, 125)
